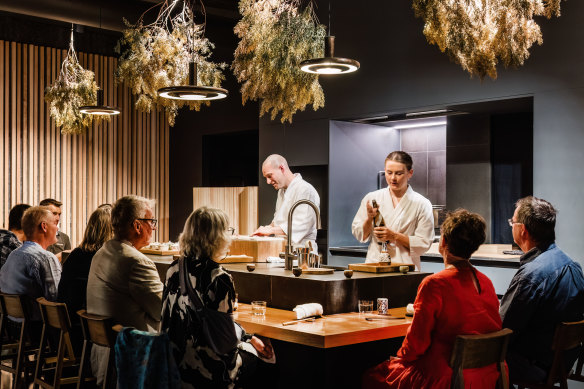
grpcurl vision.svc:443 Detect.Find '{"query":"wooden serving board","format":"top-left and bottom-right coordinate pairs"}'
top-left (141, 248), bottom-right (180, 256)
top-left (220, 255), bottom-right (254, 263)
top-left (348, 262), bottom-right (415, 273)
top-left (300, 267), bottom-right (334, 274)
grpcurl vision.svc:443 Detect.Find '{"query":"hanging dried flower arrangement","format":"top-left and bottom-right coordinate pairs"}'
top-left (233, 0), bottom-right (326, 123)
top-left (115, 0), bottom-right (226, 126)
top-left (412, 0), bottom-right (563, 80)
top-left (45, 29), bottom-right (99, 134)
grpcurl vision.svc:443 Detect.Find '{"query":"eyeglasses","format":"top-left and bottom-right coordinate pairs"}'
top-left (137, 218), bottom-right (158, 228)
top-left (227, 227), bottom-right (235, 235)
top-left (508, 218), bottom-right (522, 227)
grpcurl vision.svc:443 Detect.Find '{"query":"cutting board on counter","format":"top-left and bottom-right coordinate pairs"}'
top-left (220, 255), bottom-right (254, 263)
top-left (300, 267), bottom-right (334, 274)
top-left (141, 248), bottom-right (179, 256)
top-left (228, 237), bottom-right (285, 262)
top-left (348, 262), bottom-right (416, 273)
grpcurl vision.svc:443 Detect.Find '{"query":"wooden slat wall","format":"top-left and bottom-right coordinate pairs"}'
top-left (0, 40), bottom-right (170, 246)
top-left (193, 187), bottom-right (258, 235)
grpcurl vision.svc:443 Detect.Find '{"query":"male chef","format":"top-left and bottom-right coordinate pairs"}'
top-left (253, 154), bottom-right (320, 251)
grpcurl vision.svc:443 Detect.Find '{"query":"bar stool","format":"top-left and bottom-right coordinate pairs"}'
top-left (0, 292), bottom-right (40, 388)
top-left (514, 319), bottom-right (584, 389)
top-left (33, 298), bottom-right (81, 388)
top-left (449, 328), bottom-right (513, 389)
top-left (76, 310), bottom-right (118, 389)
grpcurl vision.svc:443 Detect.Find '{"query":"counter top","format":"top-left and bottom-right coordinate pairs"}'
top-left (234, 303), bottom-right (411, 348)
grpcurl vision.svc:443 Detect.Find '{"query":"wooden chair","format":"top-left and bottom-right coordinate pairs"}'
top-left (0, 292), bottom-right (40, 388)
top-left (449, 328), bottom-right (513, 389)
top-left (514, 319), bottom-right (584, 389)
top-left (32, 298), bottom-right (81, 389)
top-left (76, 310), bottom-right (118, 389)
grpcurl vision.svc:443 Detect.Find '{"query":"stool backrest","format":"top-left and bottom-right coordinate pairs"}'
top-left (36, 298), bottom-right (72, 332)
top-left (76, 310), bottom-right (117, 348)
top-left (0, 292), bottom-right (28, 320)
top-left (449, 328), bottom-right (512, 389)
top-left (546, 319), bottom-right (584, 386)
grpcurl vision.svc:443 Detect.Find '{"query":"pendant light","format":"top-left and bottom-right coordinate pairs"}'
top-left (300, 0), bottom-right (360, 75)
top-left (158, 62), bottom-right (228, 100)
top-left (158, 0), bottom-right (228, 101)
top-left (79, 9), bottom-right (120, 115)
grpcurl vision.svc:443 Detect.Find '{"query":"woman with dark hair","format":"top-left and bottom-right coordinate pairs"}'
top-left (351, 151), bottom-right (434, 270)
top-left (161, 206), bottom-right (275, 388)
top-left (363, 209), bottom-right (503, 388)
top-left (57, 205), bottom-right (113, 351)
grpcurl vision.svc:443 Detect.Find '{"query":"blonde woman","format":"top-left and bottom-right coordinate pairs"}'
top-left (161, 207), bottom-right (275, 388)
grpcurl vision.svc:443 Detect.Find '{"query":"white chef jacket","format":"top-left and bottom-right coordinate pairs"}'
top-left (273, 174), bottom-right (320, 251)
top-left (351, 185), bottom-right (434, 270)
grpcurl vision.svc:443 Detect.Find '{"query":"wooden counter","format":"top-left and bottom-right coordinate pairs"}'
top-left (234, 303), bottom-right (411, 348)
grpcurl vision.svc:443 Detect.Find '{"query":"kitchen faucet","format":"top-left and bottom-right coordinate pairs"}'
top-left (284, 199), bottom-right (321, 270)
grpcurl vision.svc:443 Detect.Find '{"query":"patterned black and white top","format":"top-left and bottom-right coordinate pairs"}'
top-left (0, 229), bottom-right (22, 269)
top-left (161, 255), bottom-right (252, 389)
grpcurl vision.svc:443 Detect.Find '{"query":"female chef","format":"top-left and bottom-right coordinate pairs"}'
top-left (351, 151), bottom-right (434, 270)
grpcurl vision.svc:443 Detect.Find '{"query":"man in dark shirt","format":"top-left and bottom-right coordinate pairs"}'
top-left (39, 198), bottom-right (71, 259)
top-left (0, 203), bottom-right (31, 269)
top-left (500, 196), bottom-right (584, 382)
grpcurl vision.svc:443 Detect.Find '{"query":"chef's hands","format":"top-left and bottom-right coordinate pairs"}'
top-left (366, 201), bottom-right (378, 221)
top-left (253, 226), bottom-right (273, 236)
top-left (250, 335), bottom-right (274, 359)
top-left (373, 226), bottom-right (397, 242)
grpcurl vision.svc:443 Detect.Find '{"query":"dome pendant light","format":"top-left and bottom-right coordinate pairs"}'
top-left (300, 0), bottom-right (359, 75)
top-left (158, 62), bottom-right (228, 101)
top-left (79, 89), bottom-right (121, 115)
top-left (300, 35), bottom-right (360, 74)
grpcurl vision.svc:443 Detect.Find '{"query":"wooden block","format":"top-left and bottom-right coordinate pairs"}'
top-left (301, 268), bottom-right (334, 275)
top-left (219, 255), bottom-right (255, 263)
top-left (140, 248), bottom-right (180, 256)
top-left (228, 237), bottom-right (285, 261)
top-left (348, 262), bottom-right (416, 273)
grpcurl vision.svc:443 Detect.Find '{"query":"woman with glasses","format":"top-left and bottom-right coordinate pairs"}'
top-left (363, 209), bottom-right (503, 389)
top-left (161, 206), bottom-right (275, 388)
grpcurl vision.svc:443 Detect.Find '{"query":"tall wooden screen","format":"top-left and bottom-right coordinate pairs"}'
top-left (0, 40), bottom-right (170, 245)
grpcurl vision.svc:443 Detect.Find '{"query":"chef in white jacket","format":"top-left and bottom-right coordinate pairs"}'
top-left (253, 154), bottom-right (320, 251)
top-left (351, 151), bottom-right (434, 270)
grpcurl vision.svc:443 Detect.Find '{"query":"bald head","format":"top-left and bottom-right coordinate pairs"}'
top-left (262, 154), bottom-right (289, 170)
top-left (262, 154), bottom-right (295, 190)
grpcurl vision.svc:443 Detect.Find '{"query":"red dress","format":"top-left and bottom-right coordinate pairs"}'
top-left (363, 266), bottom-right (503, 389)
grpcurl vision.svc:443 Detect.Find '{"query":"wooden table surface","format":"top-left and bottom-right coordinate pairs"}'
top-left (234, 303), bottom-right (412, 349)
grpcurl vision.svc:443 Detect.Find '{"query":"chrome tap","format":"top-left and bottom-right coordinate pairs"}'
top-left (285, 199), bottom-right (321, 270)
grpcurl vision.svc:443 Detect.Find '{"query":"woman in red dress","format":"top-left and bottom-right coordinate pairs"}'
top-left (363, 209), bottom-right (503, 389)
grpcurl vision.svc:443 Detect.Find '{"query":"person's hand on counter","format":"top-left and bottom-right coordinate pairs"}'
top-left (250, 335), bottom-right (274, 359)
top-left (252, 225), bottom-right (285, 236)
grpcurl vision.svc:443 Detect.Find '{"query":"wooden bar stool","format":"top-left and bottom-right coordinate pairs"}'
top-left (514, 319), bottom-right (584, 389)
top-left (0, 292), bottom-right (40, 388)
top-left (32, 298), bottom-right (81, 389)
top-left (449, 328), bottom-right (513, 389)
top-left (76, 310), bottom-right (118, 389)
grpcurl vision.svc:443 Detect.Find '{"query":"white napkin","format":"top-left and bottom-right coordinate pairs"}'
top-left (293, 303), bottom-right (324, 320)
top-left (406, 303), bottom-right (415, 315)
top-left (266, 256), bottom-right (284, 263)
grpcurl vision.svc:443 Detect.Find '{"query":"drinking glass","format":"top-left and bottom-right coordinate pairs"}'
top-left (251, 301), bottom-right (267, 316)
top-left (358, 300), bottom-right (373, 314)
top-left (233, 293), bottom-right (238, 311)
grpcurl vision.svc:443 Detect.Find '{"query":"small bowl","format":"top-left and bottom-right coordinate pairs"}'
top-left (399, 265), bottom-right (409, 274)
top-left (246, 264), bottom-right (256, 272)
top-left (344, 270), bottom-right (354, 278)
top-left (292, 268), bottom-right (302, 277)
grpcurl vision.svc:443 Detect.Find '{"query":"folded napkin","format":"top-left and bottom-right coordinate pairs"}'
top-left (266, 256), bottom-right (284, 263)
top-left (406, 303), bottom-right (415, 315)
top-left (293, 303), bottom-right (323, 320)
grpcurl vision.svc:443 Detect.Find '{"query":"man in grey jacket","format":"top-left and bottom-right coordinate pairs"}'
top-left (87, 195), bottom-right (163, 383)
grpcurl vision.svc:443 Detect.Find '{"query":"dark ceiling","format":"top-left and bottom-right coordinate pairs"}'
top-left (0, 0), bottom-right (239, 32)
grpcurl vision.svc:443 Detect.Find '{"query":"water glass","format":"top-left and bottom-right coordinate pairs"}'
top-left (251, 301), bottom-right (267, 316)
top-left (358, 300), bottom-right (373, 314)
top-left (233, 293), bottom-right (238, 311)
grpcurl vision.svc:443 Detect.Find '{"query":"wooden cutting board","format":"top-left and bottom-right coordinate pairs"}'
top-left (348, 262), bottom-right (415, 273)
top-left (219, 255), bottom-right (255, 263)
top-left (141, 248), bottom-right (180, 255)
top-left (228, 237), bottom-right (285, 262)
top-left (300, 267), bottom-right (334, 274)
